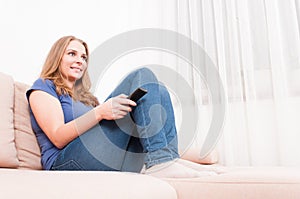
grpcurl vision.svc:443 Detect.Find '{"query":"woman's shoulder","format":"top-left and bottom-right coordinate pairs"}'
top-left (26, 78), bottom-right (58, 100)
top-left (32, 78), bottom-right (55, 87)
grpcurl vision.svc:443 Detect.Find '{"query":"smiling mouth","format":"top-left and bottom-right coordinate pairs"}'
top-left (70, 66), bottom-right (83, 71)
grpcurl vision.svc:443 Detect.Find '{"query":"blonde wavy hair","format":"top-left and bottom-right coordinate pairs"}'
top-left (40, 35), bottom-right (99, 107)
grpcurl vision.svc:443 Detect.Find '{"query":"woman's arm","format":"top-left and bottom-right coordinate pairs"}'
top-left (29, 90), bottom-right (136, 149)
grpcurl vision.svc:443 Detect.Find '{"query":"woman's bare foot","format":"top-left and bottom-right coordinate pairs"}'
top-left (144, 159), bottom-right (217, 178)
top-left (177, 158), bottom-right (227, 174)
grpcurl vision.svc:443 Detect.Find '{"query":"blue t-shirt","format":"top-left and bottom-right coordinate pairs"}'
top-left (26, 78), bottom-right (93, 170)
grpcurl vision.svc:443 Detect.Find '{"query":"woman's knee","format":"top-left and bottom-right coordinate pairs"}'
top-left (137, 67), bottom-right (154, 76)
top-left (134, 67), bottom-right (158, 85)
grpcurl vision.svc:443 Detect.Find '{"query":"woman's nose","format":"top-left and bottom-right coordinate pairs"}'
top-left (75, 56), bottom-right (83, 64)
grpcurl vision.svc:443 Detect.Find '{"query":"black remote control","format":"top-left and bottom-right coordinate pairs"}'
top-left (128, 87), bottom-right (148, 102)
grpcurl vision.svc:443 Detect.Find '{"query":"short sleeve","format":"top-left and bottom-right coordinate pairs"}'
top-left (26, 78), bottom-right (58, 101)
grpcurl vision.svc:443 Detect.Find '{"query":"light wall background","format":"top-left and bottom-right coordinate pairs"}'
top-left (0, 0), bottom-right (176, 85)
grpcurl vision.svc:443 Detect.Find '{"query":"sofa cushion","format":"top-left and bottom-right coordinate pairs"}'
top-left (165, 166), bottom-right (300, 199)
top-left (14, 81), bottom-right (42, 169)
top-left (0, 72), bottom-right (19, 168)
top-left (0, 169), bottom-right (177, 199)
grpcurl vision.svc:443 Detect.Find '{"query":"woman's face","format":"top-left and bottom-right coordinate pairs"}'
top-left (60, 40), bottom-right (87, 86)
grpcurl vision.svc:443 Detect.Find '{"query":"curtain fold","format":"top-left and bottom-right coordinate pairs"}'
top-left (175, 0), bottom-right (300, 166)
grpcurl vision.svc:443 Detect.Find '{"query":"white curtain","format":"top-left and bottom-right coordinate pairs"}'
top-left (172, 0), bottom-right (300, 167)
top-left (90, 0), bottom-right (300, 167)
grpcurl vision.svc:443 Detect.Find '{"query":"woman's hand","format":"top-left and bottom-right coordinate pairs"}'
top-left (96, 94), bottom-right (137, 120)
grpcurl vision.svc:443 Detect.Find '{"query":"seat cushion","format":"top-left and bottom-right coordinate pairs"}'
top-left (165, 166), bottom-right (300, 199)
top-left (0, 169), bottom-right (177, 199)
top-left (0, 72), bottom-right (19, 168)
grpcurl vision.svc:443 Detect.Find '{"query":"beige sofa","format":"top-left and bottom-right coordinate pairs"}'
top-left (1, 71), bottom-right (300, 199)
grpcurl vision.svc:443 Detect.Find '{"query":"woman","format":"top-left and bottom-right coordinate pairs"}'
top-left (26, 35), bottom-right (216, 177)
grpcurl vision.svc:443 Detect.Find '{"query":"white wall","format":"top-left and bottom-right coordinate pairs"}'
top-left (0, 0), bottom-right (176, 86)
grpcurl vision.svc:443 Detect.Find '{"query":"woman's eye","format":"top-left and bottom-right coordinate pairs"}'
top-left (68, 52), bottom-right (75, 56)
top-left (82, 56), bottom-right (87, 62)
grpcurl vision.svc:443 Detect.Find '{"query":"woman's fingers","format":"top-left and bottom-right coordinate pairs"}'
top-left (113, 109), bottom-right (126, 117)
top-left (112, 109), bottom-right (128, 118)
top-left (109, 94), bottom-right (137, 120)
top-left (112, 104), bottom-right (131, 114)
top-left (118, 94), bottom-right (128, 99)
top-left (114, 94), bottom-right (137, 107)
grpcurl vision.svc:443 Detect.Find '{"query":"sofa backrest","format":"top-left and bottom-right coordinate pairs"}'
top-left (0, 72), bottom-right (19, 168)
top-left (0, 72), bottom-right (42, 169)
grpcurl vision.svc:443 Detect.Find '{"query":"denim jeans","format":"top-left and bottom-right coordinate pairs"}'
top-left (50, 67), bottom-right (179, 172)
